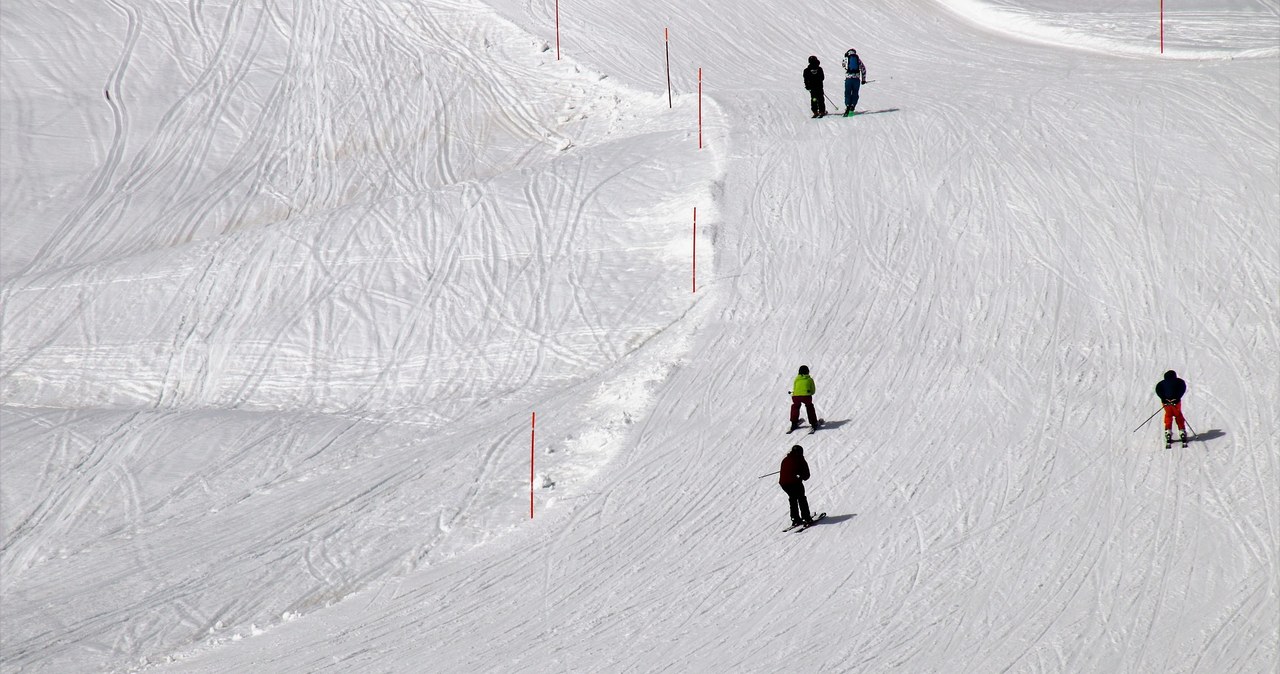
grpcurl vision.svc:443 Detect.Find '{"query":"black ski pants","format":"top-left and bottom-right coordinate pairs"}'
top-left (781, 482), bottom-right (812, 523)
top-left (808, 86), bottom-right (826, 116)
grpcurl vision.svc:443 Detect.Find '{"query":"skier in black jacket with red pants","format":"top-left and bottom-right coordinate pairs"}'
top-left (1155, 370), bottom-right (1189, 445)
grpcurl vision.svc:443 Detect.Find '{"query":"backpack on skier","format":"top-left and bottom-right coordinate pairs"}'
top-left (842, 49), bottom-right (865, 81)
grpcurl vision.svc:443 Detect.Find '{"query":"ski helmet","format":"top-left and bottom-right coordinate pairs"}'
top-left (798, 365), bottom-right (809, 375)
top-left (1164, 370), bottom-right (1177, 379)
top-left (808, 55), bottom-right (819, 65)
top-left (791, 445), bottom-right (804, 454)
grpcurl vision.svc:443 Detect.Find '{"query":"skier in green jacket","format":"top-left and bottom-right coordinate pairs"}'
top-left (789, 365), bottom-right (821, 432)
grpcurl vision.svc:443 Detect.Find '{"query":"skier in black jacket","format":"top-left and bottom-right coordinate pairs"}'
top-left (1155, 370), bottom-right (1188, 444)
top-left (802, 56), bottom-right (827, 118)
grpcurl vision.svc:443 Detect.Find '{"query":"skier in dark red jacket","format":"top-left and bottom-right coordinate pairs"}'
top-left (779, 445), bottom-right (814, 527)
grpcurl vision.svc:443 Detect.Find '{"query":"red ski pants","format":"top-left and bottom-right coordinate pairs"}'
top-left (790, 396), bottom-right (818, 425)
top-left (1163, 401), bottom-right (1186, 431)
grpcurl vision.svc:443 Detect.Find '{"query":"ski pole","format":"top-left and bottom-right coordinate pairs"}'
top-left (1133, 407), bottom-right (1163, 433)
top-left (823, 92), bottom-right (839, 111)
top-left (757, 471), bottom-right (779, 479)
top-left (1184, 420), bottom-right (1197, 438)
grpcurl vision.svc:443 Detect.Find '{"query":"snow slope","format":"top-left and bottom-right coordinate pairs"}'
top-left (2, 0), bottom-right (719, 668)
top-left (1, 0), bottom-right (1277, 671)
top-left (934, 0), bottom-right (1279, 58)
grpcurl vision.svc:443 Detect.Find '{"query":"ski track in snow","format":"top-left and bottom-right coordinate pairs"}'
top-left (1, 0), bottom-right (1277, 672)
top-left (2, 0), bottom-right (719, 670)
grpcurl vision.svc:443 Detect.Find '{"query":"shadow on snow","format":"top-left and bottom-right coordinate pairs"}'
top-left (1190, 428), bottom-right (1226, 443)
top-left (810, 513), bottom-right (856, 526)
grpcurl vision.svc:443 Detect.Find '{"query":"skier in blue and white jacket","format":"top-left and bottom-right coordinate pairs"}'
top-left (841, 48), bottom-right (867, 116)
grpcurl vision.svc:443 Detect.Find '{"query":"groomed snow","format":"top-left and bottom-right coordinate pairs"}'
top-left (1, 0), bottom-right (1276, 672)
top-left (934, 0), bottom-right (1279, 58)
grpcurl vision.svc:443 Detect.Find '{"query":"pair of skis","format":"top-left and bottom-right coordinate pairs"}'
top-left (783, 512), bottom-right (827, 532)
top-left (1166, 431), bottom-right (1192, 449)
top-left (787, 418), bottom-right (825, 435)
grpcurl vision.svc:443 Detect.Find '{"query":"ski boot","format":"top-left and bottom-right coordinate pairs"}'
top-left (1180, 430), bottom-right (1188, 446)
top-left (1164, 430), bottom-right (1173, 448)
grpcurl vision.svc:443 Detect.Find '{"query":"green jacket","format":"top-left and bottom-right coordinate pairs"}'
top-left (792, 374), bottom-right (815, 397)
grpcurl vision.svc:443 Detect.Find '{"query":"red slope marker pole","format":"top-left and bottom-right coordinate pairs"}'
top-left (555, 0), bottom-right (561, 60)
top-left (530, 412), bottom-right (536, 518)
top-left (1160, 0), bottom-right (1164, 54)
top-left (698, 68), bottom-right (703, 149)
top-left (665, 28), bottom-right (673, 108)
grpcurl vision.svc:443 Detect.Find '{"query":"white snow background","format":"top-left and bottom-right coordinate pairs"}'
top-left (1, 0), bottom-right (1277, 671)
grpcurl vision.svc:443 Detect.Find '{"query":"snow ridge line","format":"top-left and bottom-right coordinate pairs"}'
top-left (932, 0), bottom-right (1280, 60)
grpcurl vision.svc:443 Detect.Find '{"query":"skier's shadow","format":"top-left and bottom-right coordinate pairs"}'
top-left (814, 514), bottom-right (856, 526)
top-left (815, 418), bottom-right (851, 431)
top-left (855, 107), bottom-right (900, 116)
top-left (1191, 429), bottom-right (1226, 442)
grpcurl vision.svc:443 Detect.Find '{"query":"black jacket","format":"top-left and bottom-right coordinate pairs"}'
top-left (1155, 374), bottom-right (1187, 404)
top-left (803, 65), bottom-right (824, 91)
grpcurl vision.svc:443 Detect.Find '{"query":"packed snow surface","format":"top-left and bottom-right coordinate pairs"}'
top-left (935, 0), bottom-right (1279, 57)
top-left (1, 0), bottom-right (1277, 671)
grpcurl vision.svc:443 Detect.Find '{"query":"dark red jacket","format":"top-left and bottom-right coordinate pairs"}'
top-left (779, 453), bottom-right (810, 485)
